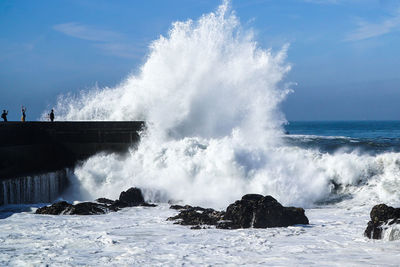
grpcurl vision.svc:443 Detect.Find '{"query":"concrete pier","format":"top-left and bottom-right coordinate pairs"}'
top-left (0, 121), bottom-right (145, 180)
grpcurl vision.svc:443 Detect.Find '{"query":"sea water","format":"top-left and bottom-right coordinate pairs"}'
top-left (1, 1), bottom-right (400, 265)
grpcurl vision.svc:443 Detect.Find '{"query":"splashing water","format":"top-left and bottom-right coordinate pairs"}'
top-left (50, 1), bottom-right (400, 209)
top-left (50, 2), bottom-right (290, 140)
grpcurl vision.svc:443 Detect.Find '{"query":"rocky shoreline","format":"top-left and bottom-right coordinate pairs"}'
top-left (36, 187), bottom-right (400, 238)
top-left (168, 194), bottom-right (309, 229)
top-left (36, 188), bottom-right (309, 230)
top-left (35, 187), bottom-right (156, 215)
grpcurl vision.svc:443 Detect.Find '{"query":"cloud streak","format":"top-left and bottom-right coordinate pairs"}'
top-left (302, 0), bottom-right (340, 4)
top-left (345, 10), bottom-right (400, 41)
top-left (53, 23), bottom-right (122, 42)
top-left (53, 22), bottom-right (144, 59)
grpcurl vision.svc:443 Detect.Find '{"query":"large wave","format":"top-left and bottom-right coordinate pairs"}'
top-left (53, 1), bottom-right (400, 209)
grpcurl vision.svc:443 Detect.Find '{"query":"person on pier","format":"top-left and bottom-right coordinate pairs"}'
top-left (21, 106), bottom-right (27, 122)
top-left (1, 110), bottom-right (8, 122)
top-left (49, 109), bottom-right (55, 122)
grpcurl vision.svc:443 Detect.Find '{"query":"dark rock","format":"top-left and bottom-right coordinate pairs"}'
top-left (364, 204), bottom-right (400, 239)
top-left (168, 194), bottom-right (308, 230)
top-left (36, 187), bottom-right (156, 217)
top-left (96, 198), bottom-right (115, 205)
top-left (170, 204), bottom-right (193, 210)
top-left (242, 194), bottom-right (264, 202)
top-left (140, 202), bottom-right (157, 207)
top-left (110, 189), bottom-right (157, 209)
top-left (370, 204), bottom-right (400, 224)
top-left (219, 194), bottom-right (308, 229)
top-left (67, 202), bottom-right (110, 215)
top-left (35, 201), bottom-right (112, 215)
top-left (167, 206), bottom-right (225, 227)
top-left (104, 187), bottom-right (157, 209)
top-left (110, 199), bottom-right (130, 209)
top-left (35, 201), bottom-right (72, 215)
top-left (119, 187), bottom-right (145, 206)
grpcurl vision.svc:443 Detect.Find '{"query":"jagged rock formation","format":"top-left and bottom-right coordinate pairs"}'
top-left (221, 194), bottom-right (309, 229)
top-left (35, 187), bottom-right (155, 215)
top-left (168, 194), bottom-right (309, 229)
top-left (168, 205), bottom-right (225, 229)
top-left (35, 201), bottom-right (114, 215)
top-left (365, 204), bottom-right (400, 239)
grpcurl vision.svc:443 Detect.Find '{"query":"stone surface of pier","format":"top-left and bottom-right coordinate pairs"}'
top-left (0, 121), bottom-right (145, 180)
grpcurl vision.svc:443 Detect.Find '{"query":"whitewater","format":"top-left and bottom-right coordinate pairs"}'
top-left (2, 1), bottom-right (400, 265)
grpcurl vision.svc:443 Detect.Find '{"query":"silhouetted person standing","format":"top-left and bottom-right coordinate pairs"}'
top-left (49, 109), bottom-right (55, 122)
top-left (1, 110), bottom-right (8, 122)
top-left (21, 106), bottom-right (26, 122)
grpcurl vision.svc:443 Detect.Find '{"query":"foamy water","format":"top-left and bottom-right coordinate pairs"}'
top-left (3, 1), bottom-right (400, 265)
top-left (1, 203), bottom-right (400, 266)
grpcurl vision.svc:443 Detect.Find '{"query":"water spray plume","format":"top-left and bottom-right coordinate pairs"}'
top-left (52, 1), bottom-right (400, 209)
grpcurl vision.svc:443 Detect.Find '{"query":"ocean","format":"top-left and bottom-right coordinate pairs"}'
top-left (285, 121), bottom-right (400, 154)
top-left (1, 1), bottom-right (400, 265)
top-left (2, 121), bottom-right (400, 266)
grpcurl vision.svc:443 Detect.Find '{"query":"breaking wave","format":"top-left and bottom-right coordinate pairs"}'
top-left (51, 1), bottom-right (400, 209)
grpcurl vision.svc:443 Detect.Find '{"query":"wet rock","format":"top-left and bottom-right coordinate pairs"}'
top-left (220, 194), bottom-right (309, 229)
top-left (167, 206), bottom-right (225, 227)
top-left (170, 204), bottom-right (193, 210)
top-left (140, 202), bottom-right (157, 207)
top-left (36, 187), bottom-right (156, 216)
top-left (67, 202), bottom-right (111, 215)
top-left (364, 204), bottom-right (400, 239)
top-left (35, 201), bottom-right (72, 215)
top-left (109, 199), bottom-right (130, 209)
top-left (35, 201), bottom-right (111, 215)
top-left (96, 198), bottom-right (115, 205)
top-left (119, 187), bottom-right (145, 206)
top-left (110, 187), bottom-right (157, 209)
top-left (168, 194), bottom-right (309, 229)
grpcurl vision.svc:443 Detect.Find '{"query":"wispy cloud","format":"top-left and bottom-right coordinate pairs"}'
top-left (301, 0), bottom-right (340, 4)
top-left (53, 22), bottom-right (145, 59)
top-left (53, 22), bottom-right (122, 42)
top-left (345, 10), bottom-right (400, 41)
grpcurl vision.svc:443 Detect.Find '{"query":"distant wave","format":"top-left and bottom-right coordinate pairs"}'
top-left (284, 134), bottom-right (352, 140)
top-left (284, 134), bottom-right (400, 155)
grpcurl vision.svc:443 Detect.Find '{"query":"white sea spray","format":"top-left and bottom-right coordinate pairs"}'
top-left (44, 1), bottom-right (400, 210)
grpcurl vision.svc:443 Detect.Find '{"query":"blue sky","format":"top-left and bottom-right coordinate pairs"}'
top-left (0, 0), bottom-right (399, 121)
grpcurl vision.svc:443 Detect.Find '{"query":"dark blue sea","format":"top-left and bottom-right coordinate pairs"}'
top-left (284, 121), bottom-right (400, 154)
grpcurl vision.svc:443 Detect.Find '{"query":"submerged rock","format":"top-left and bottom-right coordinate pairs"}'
top-left (168, 194), bottom-right (309, 229)
top-left (36, 187), bottom-right (156, 216)
top-left (364, 204), bottom-right (400, 239)
top-left (68, 202), bottom-right (114, 215)
top-left (167, 205), bottom-right (225, 228)
top-left (35, 201), bottom-right (111, 215)
top-left (96, 198), bottom-right (115, 205)
top-left (35, 201), bottom-right (72, 215)
top-left (170, 204), bottom-right (193, 210)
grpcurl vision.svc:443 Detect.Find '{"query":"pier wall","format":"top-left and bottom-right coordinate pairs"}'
top-left (0, 121), bottom-right (144, 180)
top-left (0, 169), bottom-right (70, 206)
